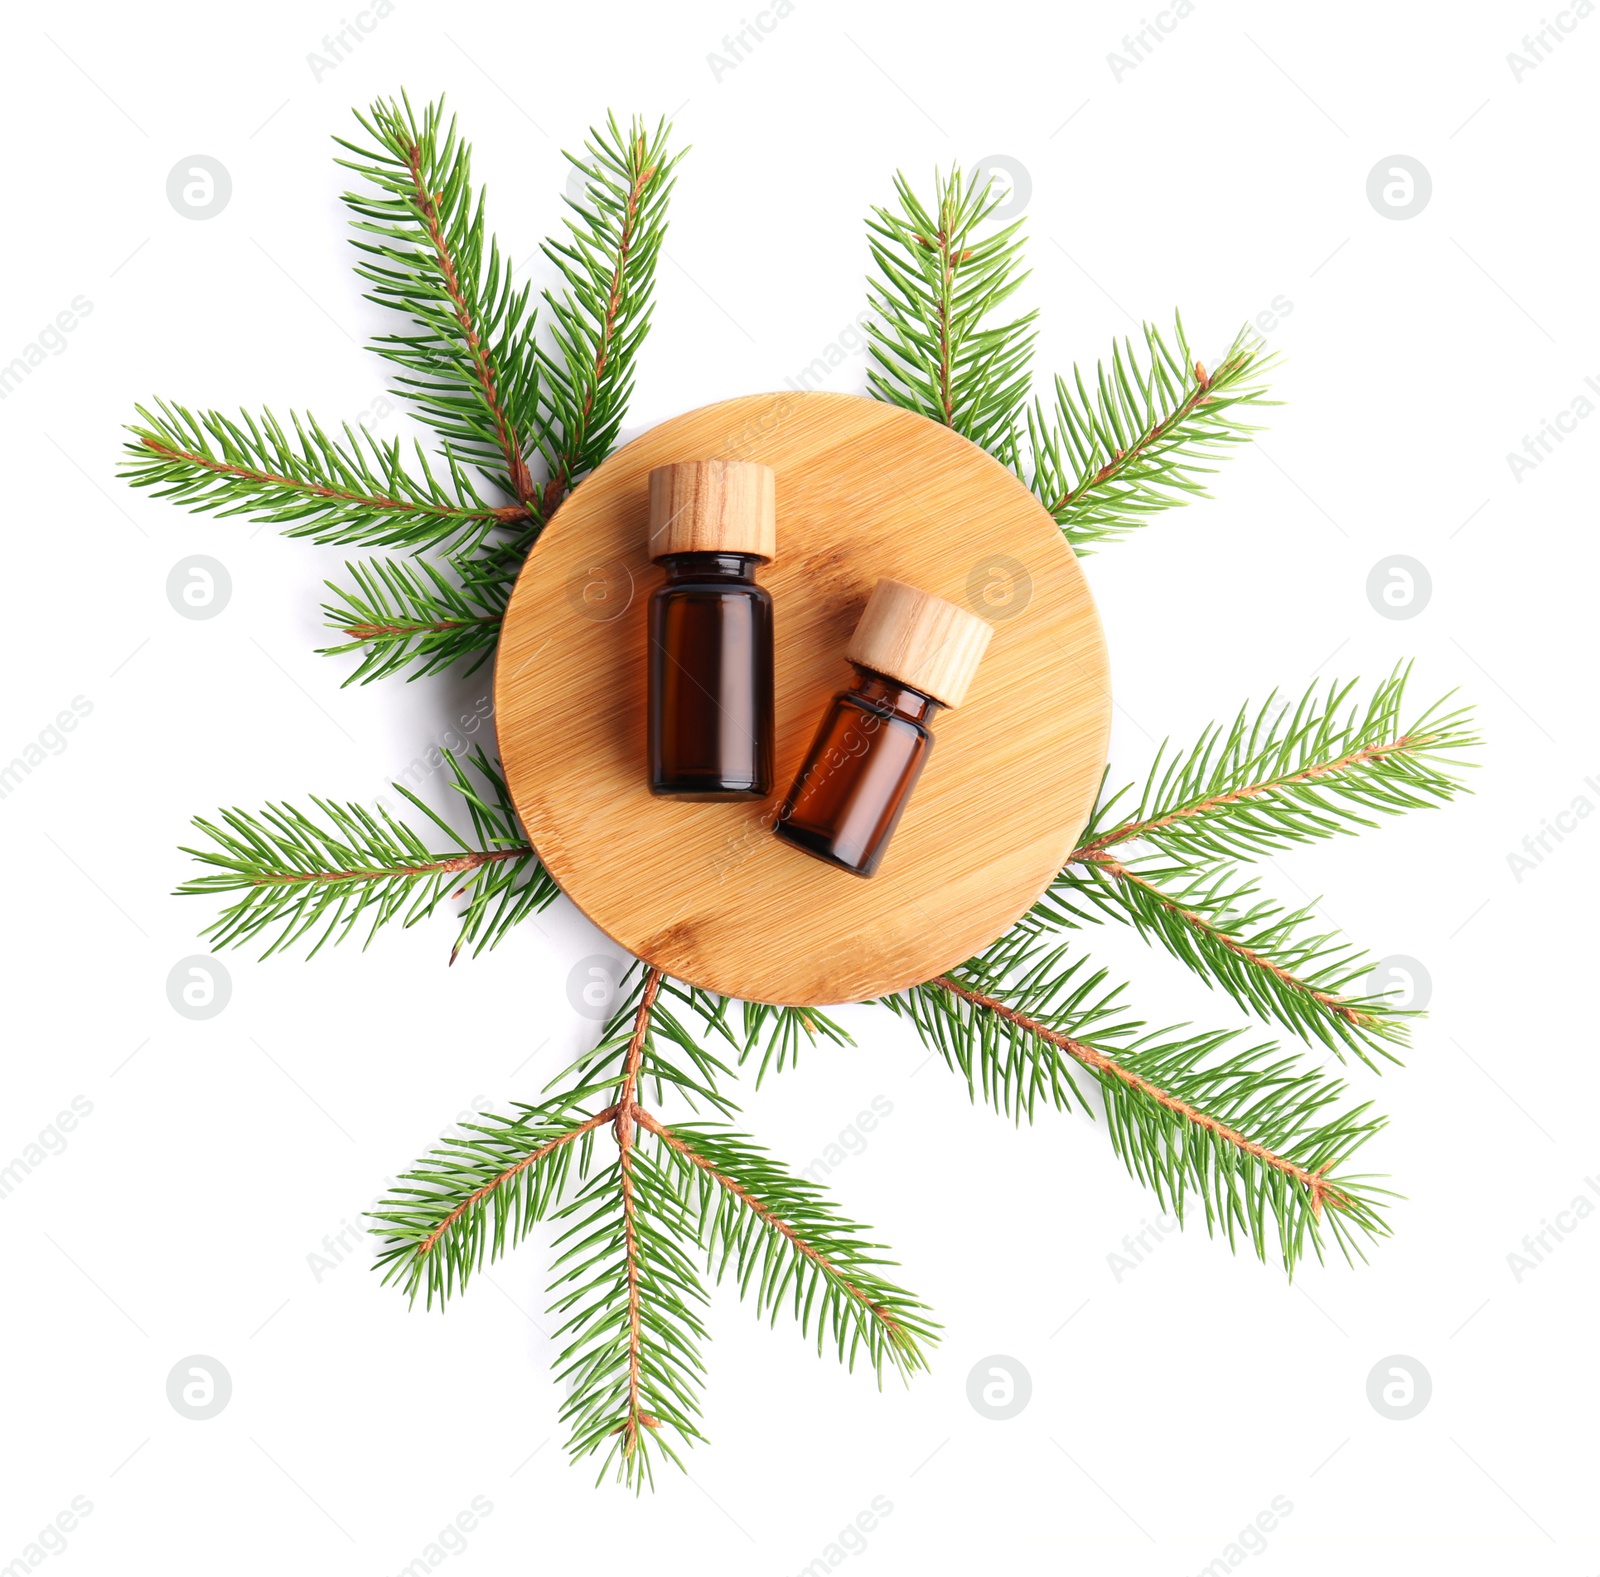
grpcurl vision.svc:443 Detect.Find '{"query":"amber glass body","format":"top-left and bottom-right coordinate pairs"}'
top-left (773, 665), bottom-right (943, 877)
top-left (648, 552), bottom-right (774, 799)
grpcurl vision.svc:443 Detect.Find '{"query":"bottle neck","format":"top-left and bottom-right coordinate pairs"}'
top-left (658, 551), bottom-right (762, 584)
top-left (848, 664), bottom-right (942, 724)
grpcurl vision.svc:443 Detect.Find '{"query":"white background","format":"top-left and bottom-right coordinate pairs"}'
top-left (1, 0), bottom-right (1595, 1572)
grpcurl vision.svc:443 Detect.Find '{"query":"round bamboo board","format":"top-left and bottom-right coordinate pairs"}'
top-left (495, 391), bottom-right (1111, 1005)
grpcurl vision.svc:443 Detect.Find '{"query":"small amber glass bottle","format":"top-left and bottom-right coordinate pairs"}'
top-left (647, 459), bottom-right (777, 799)
top-left (774, 578), bottom-right (992, 877)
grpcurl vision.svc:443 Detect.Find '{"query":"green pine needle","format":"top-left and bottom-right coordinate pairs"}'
top-left (736, 1001), bottom-right (855, 1085)
top-left (671, 990), bottom-right (856, 1086)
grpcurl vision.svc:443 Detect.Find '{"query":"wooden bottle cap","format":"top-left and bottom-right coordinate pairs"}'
top-left (648, 459), bottom-right (777, 560)
top-left (847, 578), bottom-right (993, 708)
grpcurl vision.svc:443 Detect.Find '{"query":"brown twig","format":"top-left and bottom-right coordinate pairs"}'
top-left (249, 847), bottom-right (529, 887)
top-left (634, 1109), bottom-right (908, 1339)
top-left (1048, 357), bottom-right (1222, 516)
top-left (415, 1104), bottom-right (619, 1257)
top-left (404, 144), bottom-right (535, 504)
top-left (1084, 857), bottom-right (1378, 1028)
top-left (909, 197), bottom-right (981, 429)
top-left (613, 967), bottom-right (663, 1454)
top-left (1068, 735), bottom-right (1417, 863)
top-left (339, 616), bottom-right (501, 641)
top-left (931, 974), bottom-right (1344, 1217)
top-left (136, 439), bottom-right (532, 526)
top-left (937, 236), bottom-right (954, 426)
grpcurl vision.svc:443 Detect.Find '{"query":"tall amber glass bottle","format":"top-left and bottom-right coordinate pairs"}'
top-left (774, 579), bottom-right (992, 877)
top-left (647, 459), bottom-right (777, 799)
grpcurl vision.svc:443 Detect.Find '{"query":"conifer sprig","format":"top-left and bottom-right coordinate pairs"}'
top-left (1028, 318), bottom-right (1278, 552)
top-left (1070, 668), bottom-right (1478, 866)
top-left (552, 1146), bottom-right (710, 1490)
top-left (1030, 669), bottom-right (1476, 1074)
top-left (555, 969), bottom-right (708, 1490)
top-left (537, 115), bottom-right (681, 515)
top-left (647, 1115), bottom-right (936, 1377)
top-left (866, 166), bottom-right (1037, 456)
top-left (887, 935), bottom-right (1391, 1273)
top-left (1048, 858), bottom-right (1407, 1069)
top-left (320, 553), bottom-right (506, 684)
top-left (177, 748), bottom-right (552, 961)
top-left (375, 968), bottom-right (933, 1487)
top-left (124, 97), bottom-right (681, 688)
top-left (120, 400), bottom-right (524, 554)
top-left (931, 971), bottom-right (1391, 1272)
top-left (337, 92), bottom-right (540, 502)
top-left (371, 1098), bottom-right (610, 1307)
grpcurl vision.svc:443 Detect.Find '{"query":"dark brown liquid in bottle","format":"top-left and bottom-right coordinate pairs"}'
top-left (648, 552), bottom-right (774, 799)
top-left (773, 666), bottom-right (941, 876)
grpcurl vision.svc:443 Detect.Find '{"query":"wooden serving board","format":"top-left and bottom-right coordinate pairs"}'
top-left (495, 391), bottom-right (1111, 1005)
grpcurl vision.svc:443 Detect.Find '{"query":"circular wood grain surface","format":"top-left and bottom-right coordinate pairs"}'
top-left (495, 391), bottom-right (1111, 1005)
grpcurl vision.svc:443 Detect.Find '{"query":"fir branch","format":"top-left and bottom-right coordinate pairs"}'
top-left (370, 1099), bottom-right (610, 1307)
top-left (177, 748), bottom-right (553, 961)
top-left (338, 92), bottom-right (539, 502)
top-left (1048, 858), bottom-right (1407, 1070)
top-left (551, 1144), bottom-right (709, 1491)
top-left (1071, 668), bottom-right (1478, 866)
top-left (375, 971), bottom-right (927, 1487)
top-left (645, 1114), bottom-right (935, 1378)
top-left (866, 165), bottom-right (1037, 455)
top-left (567, 981), bottom-right (930, 1447)
top-left (1027, 317), bottom-right (1277, 552)
top-left (537, 115), bottom-right (681, 514)
top-left (319, 554), bottom-right (506, 685)
top-left (933, 971), bottom-right (1388, 1271)
top-left (121, 400), bottom-right (526, 554)
top-left (887, 936), bottom-right (1391, 1274)
top-left (584, 970), bottom-right (686, 1480)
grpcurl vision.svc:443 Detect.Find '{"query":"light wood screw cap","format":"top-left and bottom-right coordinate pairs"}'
top-left (847, 578), bottom-right (994, 708)
top-left (648, 460), bottom-right (777, 561)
